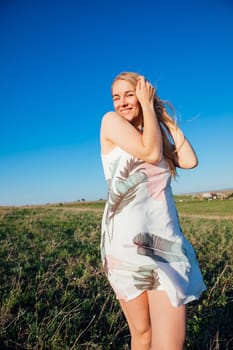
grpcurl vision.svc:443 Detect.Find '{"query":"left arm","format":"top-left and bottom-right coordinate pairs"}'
top-left (163, 110), bottom-right (198, 169)
top-left (170, 127), bottom-right (198, 169)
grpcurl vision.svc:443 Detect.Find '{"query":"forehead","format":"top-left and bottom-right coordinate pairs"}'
top-left (112, 79), bottom-right (135, 95)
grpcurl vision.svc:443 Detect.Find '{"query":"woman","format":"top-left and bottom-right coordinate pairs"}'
top-left (100, 72), bottom-right (206, 350)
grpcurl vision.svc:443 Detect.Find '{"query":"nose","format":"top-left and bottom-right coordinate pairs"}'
top-left (119, 96), bottom-right (128, 106)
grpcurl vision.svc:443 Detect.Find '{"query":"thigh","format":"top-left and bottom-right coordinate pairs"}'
top-left (147, 290), bottom-right (186, 350)
top-left (119, 292), bottom-right (151, 336)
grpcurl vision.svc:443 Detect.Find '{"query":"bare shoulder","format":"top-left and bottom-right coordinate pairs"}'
top-left (100, 110), bottom-right (144, 158)
top-left (101, 111), bottom-right (125, 135)
top-left (101, 111), bottom-right (121, 126)
top-left (100, 112), bottom-right (119, 153)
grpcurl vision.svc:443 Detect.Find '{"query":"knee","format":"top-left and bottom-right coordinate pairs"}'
top-left (140, 329), bottom-right (151, 347)
top-left (131, 325), bottom-right (151, 347)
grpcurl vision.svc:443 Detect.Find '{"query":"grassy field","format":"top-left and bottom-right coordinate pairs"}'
top-left (0, 199), bottom-right (232, 349)
top-left (175, 197), bottom-right (233, 218)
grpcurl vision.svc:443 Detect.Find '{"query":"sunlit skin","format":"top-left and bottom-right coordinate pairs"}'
top-left (102, 76), bottom-right (198, 169)
top-left (100, 73), bottom-right (201, 350)
top-left (112, 79), bottom-right (142, 130)
top-left (101, 76), bottom-right (162, 163)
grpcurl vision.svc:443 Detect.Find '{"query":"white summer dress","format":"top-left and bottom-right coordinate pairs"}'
top-left (101, 146), bottom-right (206, 307)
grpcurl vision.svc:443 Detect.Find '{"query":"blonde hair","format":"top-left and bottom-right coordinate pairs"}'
top-left (112, 72), bottom-right (177, 177)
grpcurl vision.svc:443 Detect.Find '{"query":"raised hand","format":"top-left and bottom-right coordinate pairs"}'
top-left (135, 76), bottom-right (155, 107)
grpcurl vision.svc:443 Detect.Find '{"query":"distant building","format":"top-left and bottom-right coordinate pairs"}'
top-left (202, 192), bottom-right (212, 199)
top-left (201, 192), bottom-right (225, 200)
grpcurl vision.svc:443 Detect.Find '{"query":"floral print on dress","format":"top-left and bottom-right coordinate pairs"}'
top-left (101, 147), bottom-right (206, 305)
top-left (104, 255), bottom-right (160, 291)
top-left (143, 160), bottom-right (169, 202)
top-left (132, 265), bottom-right (160, 290)
top-left (106, 157), bottom-right (148, 241)
top-left (133, 232), bottom-right (189, 264)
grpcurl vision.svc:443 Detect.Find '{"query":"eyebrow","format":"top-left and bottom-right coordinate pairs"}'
top-left (112, 89), bottom-right (135, 97)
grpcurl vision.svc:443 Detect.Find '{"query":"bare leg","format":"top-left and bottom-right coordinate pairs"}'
top-left (147, 290), bottom-right (186, 350)
top-left (119, 292), bottom-right (151, 350)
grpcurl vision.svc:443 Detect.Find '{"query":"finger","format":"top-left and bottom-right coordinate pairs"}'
top-left (145, 81), bottom-right (153, 93)
top-left (149, 87), bottom-right (155, 101)
top-left (136, 76), bottom-right (142, 88)
top-left (146, 81), bottom-right (152, 90)
top-left (136, 80), bottom-right (141, 91)
top-left (138, 75), bottom-right (145, 81)
top-left (137, 75), bottom-right (146, 86)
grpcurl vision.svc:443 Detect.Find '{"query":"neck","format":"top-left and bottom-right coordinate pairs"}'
top-left (131, 116), bottom-right (143, 132)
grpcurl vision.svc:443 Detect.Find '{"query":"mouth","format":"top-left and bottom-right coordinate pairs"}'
top-left (120, 108), bottom-right (132, 113)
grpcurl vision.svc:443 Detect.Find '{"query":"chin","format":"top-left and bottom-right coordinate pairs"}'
top-left (120, 114), bottom-right (134, 121)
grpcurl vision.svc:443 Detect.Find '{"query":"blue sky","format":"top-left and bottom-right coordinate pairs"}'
top-left (0, 0), bottom-right (232, 205)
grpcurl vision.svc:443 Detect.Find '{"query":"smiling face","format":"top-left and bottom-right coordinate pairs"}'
top-left (112, 78), bottom-right (142, 128)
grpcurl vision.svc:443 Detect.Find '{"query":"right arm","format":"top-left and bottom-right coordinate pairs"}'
top-left (137, 77), bottom-right (163, 163)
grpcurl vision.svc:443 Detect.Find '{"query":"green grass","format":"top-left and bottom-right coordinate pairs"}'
top-left (175, 198), bottom-right (233, 217)
top-left (49, 197), bottom-right (233, 218)
top-left (52, 200), bottom-right (106, 210)
top-left (0, 204), bottom-right (232, 349)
